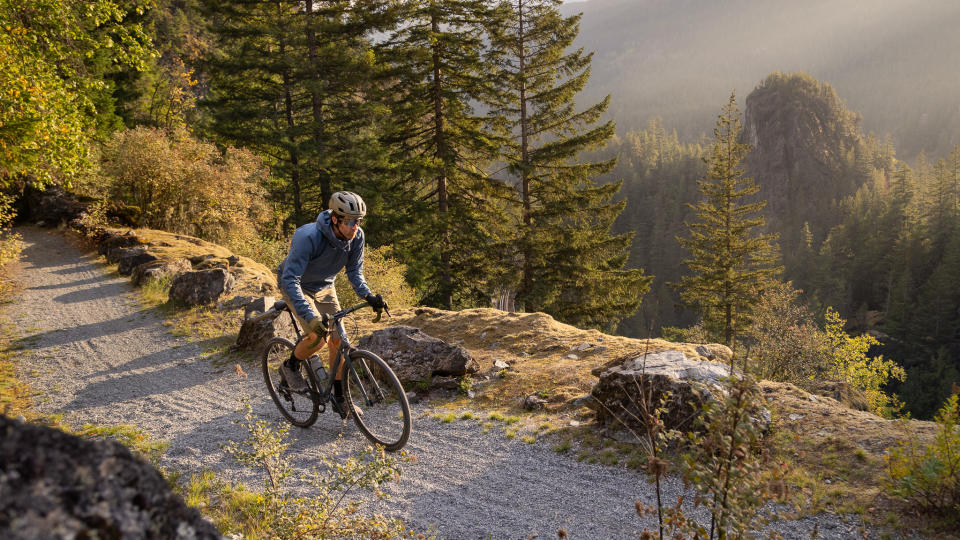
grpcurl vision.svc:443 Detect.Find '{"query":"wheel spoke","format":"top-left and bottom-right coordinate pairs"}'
top-left (262, 338), bottom-right (319, 428)
top-left (345, 350), bottom-right (411, 451)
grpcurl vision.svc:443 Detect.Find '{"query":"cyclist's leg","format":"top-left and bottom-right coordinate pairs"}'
top-left (312, 287), bottom-right (341, 377)
top-left (279, 289), bottom-right (328, 363)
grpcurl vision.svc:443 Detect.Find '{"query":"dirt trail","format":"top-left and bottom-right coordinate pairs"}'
top-left (9, 227), bottom-right (887, 539)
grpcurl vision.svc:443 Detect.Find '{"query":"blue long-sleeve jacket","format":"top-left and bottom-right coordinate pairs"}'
top-left (277, 210), bottom-right (372, 323)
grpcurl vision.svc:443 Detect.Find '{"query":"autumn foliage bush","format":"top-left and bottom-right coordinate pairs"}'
top-left (98, 127), bottom-right (282, 261)
top-left (886, 394), bottom-right (960, 523)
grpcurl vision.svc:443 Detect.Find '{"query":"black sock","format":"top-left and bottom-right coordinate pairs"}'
top-left (286, 350), bottom-right (301, 369)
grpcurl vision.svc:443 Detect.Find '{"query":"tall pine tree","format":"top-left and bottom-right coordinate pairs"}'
top-left (486, 0), bottom-right (650, 329)
top-left (376, 0), bottom-right (512, 309)
top-left (200, 0), bottom-right (387, 226)
top-left (673, 93), bottom-right (780, 349)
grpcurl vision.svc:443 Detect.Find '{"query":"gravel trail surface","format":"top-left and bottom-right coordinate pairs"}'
top-left (9, 227), bottom-right (897, 539)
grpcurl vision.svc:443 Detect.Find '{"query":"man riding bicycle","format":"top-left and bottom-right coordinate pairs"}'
top-left (277, 190), bottom-right (387, 415)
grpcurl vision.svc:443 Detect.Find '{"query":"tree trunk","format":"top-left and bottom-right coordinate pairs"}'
top-left (432, 11), bottom-right (452, 309)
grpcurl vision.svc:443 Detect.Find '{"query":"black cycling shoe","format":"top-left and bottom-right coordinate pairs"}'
top-left (280, 363), bottom-right (308, 392)
top-left (331, 395), bottom-right (349, 420)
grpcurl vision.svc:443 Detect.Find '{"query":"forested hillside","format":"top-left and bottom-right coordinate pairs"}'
top-left (604, 72), bottom-right (960, 418)
top-left (3, 0), bottom-right (958, 419)
top-left (562, 0), bottom-right (960, 160)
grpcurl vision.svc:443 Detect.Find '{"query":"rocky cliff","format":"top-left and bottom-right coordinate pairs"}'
top-left (742, 71), bottom-right (867, 252)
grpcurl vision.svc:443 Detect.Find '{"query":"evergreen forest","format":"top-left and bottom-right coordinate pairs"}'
top-left (2, 0), bottom-right (958, 420)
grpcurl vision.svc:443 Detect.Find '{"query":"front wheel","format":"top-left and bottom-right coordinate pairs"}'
top-left (344, 350), bottom-right (411, 452)
top-left (262, 337), bottom-right (319, 428)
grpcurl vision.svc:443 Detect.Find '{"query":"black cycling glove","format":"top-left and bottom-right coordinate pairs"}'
top-left (365, 293), bottom-right (387, 312)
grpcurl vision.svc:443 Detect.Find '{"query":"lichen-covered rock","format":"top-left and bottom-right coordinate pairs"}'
top-left (113, 248), bottom-right (159, 276)
top-left (168, 269), bottom-right (234, 306)
top-left (358, 326), bottom-right (479, 384)
top-left (242, 296), bottom-right (276, 319)
top-left (232, 306), bottom-right (295, 354)
top-left (97, 233), bottom-right (142, 257)
top-left (591, 350), bottom-right (767, 434)
top-left (0, 415), bottom-right (220, 539)
top-left (131, 258), bottom-right (192, 287)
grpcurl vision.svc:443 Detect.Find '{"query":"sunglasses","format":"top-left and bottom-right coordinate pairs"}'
top-left (338, 216), bottom-right (363, 227)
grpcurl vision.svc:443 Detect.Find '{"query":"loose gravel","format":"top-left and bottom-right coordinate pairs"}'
top-left (9, 227), bottom-right (908, 539)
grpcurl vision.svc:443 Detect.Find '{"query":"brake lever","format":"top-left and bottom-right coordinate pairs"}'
top-left (371, 306), bottom-right (390, 323)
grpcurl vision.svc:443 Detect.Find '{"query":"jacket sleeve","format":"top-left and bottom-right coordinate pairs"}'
top-left (278, 228), bottom-right (319, 322)
top-left (345, 233), bottom-right (372, 299)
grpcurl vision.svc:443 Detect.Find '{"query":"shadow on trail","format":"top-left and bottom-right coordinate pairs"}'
top-left (82, 337), bottom-right (229, 379)
top-left (53, 281), bottom-right (133, 304)
top-left (61, 352), bottom-right (213, 411)
top-left (29, 274), bottom-right (111, 291)
top-left (16, 309), bottom-right (158, 349)
top-left (49, 261), bottom-right (101, 275)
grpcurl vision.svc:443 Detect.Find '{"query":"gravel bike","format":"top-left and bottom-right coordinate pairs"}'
top-left (261, 300), bottom-right (411, 452)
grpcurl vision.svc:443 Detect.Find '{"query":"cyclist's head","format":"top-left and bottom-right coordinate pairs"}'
top-left (329, 191), bottom-right (366, 219)
top-left (329, 191), bottom-right (365, 240)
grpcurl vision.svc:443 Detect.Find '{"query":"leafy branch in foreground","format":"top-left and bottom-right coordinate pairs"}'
top-left (220, 402), bottom-right (411, 539)
top-left (886, 394), bottom-right (960, 525)
top-left (678, 376), bottom-right (783, 540)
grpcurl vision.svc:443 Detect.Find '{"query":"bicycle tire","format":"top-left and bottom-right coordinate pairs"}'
top-left (262, 337), bottom-right (319, 428)
top-left (344, 350), bottom-right (411, 452)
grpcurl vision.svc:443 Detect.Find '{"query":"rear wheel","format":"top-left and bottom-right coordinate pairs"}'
top-left (262, 337), bottom-right (319, 428)
top-left (344, 350), bottom-right (411, 452)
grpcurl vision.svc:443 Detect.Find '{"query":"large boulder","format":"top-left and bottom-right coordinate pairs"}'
top-left (0, 415), bottom-right (220, 539)
top-left (358, 326), bottom-right (479, 383)
top-left (233, 304), bottom-right (295, 355)
top-left (97, 233), bottom-right (142, 257)
top-left (168, 269), bottom-right (235, 306)
top-left (112, 247), bottom-right (160, 276)
top-left (591, 350), bottom-right (767, 434)
top-left (131, 258), bottom-right (193, 287)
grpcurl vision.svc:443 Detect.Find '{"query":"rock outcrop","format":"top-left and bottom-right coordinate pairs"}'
top-left (0, 415), bottom-right (220, 539)
top-left (233, 301), bottom-right (296, 355)
top-left (169, 269), bottom-right (235, 306)
top-left (742, 72), bottom-right (865, 252)
top-left (112, 247), bottom-right (160, 276)
top-left (131, 258), bottom-right (193, 287)
top-left (591, 350), bottom-right (768, 434)
top-left (359, 326), bottom-right (479, 383)
top-left (25, 185), bottom-right (92, 226)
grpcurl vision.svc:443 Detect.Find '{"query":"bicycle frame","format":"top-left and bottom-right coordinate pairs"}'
top-left (284, 302), bottom-right (383, 408)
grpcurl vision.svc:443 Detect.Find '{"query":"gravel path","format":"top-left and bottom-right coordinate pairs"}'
top-left (9, 227), bottom-right (899, 539)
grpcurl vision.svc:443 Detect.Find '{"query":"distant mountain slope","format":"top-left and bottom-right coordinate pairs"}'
top-left (562, 0), bottom-right (960, 158)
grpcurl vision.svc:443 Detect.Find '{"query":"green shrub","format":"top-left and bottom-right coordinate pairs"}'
top-left (0, 193), bottom-right (23, 275)
top-left (672, 376), bottom-right (781, 540)
top-left (219, 403), bottom-right (409, 538)
top-left (886, 394), bottom-right (960, 522)
top-left (741, 281), bottom-right (831, 382)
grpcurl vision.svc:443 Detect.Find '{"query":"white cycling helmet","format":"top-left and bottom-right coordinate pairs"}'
top-left (329, 191), bottom-right (366, 218)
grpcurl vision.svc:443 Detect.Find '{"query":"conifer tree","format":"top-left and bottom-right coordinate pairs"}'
top-left (486, 0), bottom-right (651, 329)
top-left (377, 0), bottom-right (512, 309)
top-left (673, 93), bottom-right (780, 349)
top-left (200, 0), bottom-right (388, 226)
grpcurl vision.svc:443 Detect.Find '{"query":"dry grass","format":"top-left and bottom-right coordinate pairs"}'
top-left (352, 306), bottom-right (715, 412)
top-left (759, 380), bottom-right (942, 530)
